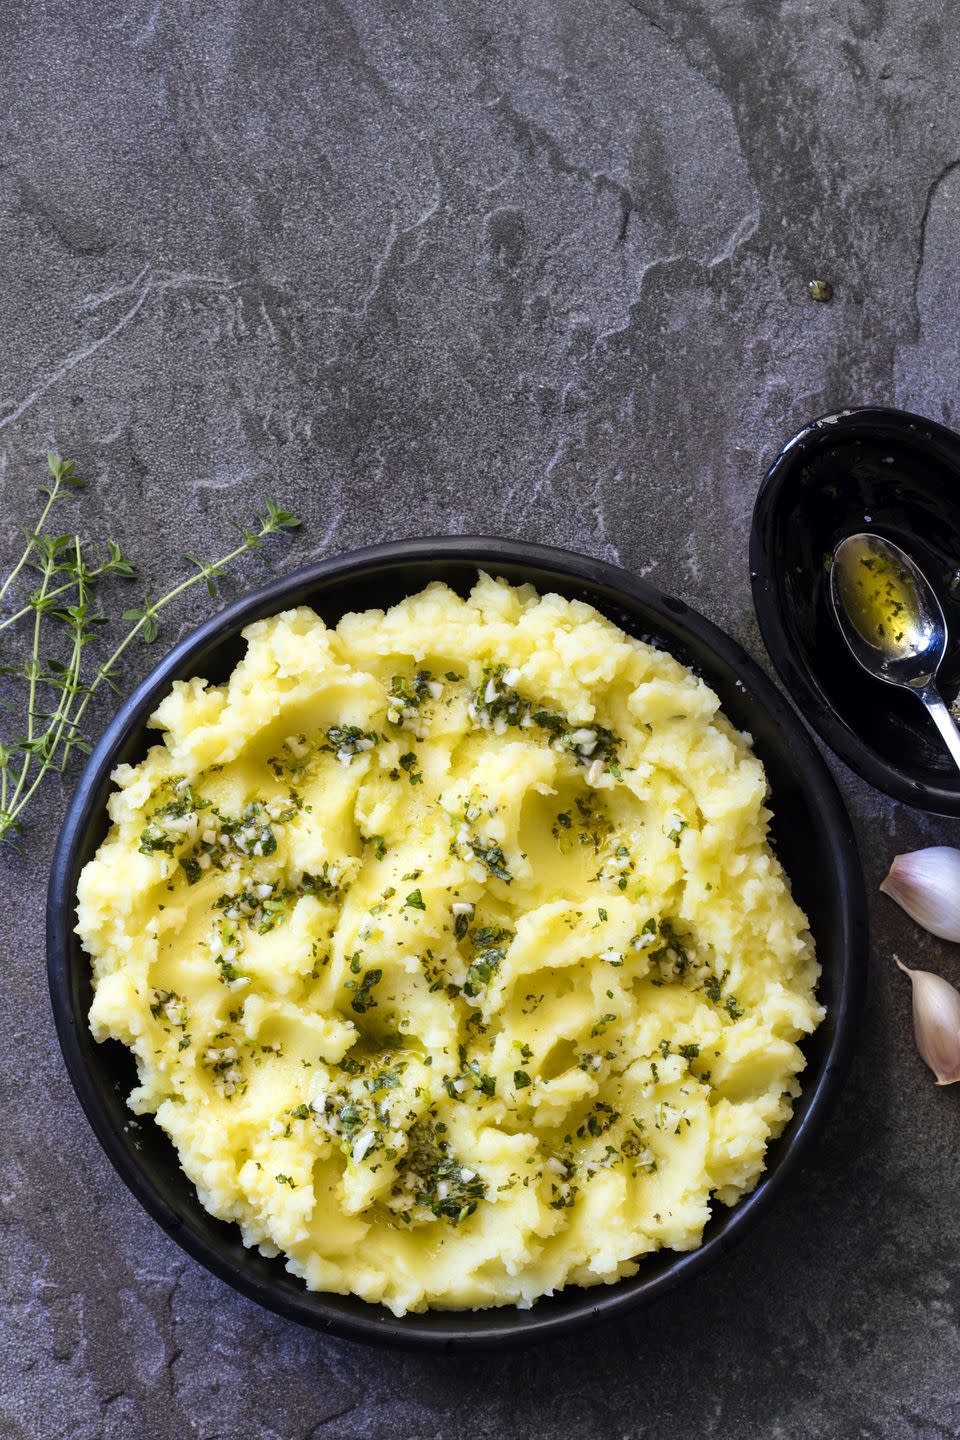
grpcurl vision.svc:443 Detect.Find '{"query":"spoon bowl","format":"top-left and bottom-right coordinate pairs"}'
top-left (830, 533), bottom-right (947, 688)
top-left (830, 532), bottom-right (960, 774)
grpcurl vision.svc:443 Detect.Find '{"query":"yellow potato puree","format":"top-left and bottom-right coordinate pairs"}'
top-left (77, 575), bottom-right (823, 1315)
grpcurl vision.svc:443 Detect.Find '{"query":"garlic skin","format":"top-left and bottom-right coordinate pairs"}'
top-left (880, 847), bottom-right (960, 942)
top-left (895, 957), bottom-right (960, 1085)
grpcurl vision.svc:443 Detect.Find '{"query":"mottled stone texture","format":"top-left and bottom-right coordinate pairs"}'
top-left (1, 0), bottom-right (960, 1436)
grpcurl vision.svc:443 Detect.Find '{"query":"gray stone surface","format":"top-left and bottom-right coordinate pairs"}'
top-left (1, 0), bottom-right (960, 1435)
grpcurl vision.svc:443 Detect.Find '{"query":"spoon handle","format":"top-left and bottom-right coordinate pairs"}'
top-left (918, 685), bottom-right (960, 775)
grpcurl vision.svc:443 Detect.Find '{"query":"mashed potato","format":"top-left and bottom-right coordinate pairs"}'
top-left (77, 575), bottom-right (822, 1314)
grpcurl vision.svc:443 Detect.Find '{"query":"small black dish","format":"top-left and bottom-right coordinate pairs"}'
top-left (47, 538), bottom-right (866, 1349)
top-left (751, 407), bottom-right (960, 816)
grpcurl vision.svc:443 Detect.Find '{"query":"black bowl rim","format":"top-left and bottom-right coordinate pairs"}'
top-left (750, 404), bottom-right (960, 816)
top-left (47, 535), bottom-right (866, 1350)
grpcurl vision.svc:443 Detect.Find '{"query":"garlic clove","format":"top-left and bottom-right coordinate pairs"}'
top-left (880, 847), bottom-right (960, 942)
top-left (895, 956), bottom-right (960, 1086)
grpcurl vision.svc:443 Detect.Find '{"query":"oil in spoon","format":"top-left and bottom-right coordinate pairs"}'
top-left (832, 539), bottom-right (927, 655)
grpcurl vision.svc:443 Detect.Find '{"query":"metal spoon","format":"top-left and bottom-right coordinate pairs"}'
top-left (829, 531), bottom-right (960, 773)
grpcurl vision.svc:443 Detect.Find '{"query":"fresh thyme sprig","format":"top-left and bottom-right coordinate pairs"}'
top-left (0, 454), bottom-right (300, 849)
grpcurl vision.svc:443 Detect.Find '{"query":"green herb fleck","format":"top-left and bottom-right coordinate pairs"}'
top-left (463, 947), bottom-right (503, 997)
top-left (350, 968), bottom-right (383, 1014)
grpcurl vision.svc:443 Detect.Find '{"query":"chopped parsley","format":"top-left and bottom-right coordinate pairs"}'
top-left (399, 1120), bottom-right (486, 1224)
top-left (138, 781), bottom-right (210, 856)
top-left (349, 967), bottom-right (383, 1014)
top-left (580, 1101), bottom-right (619, 1138)
top-left (324, 724), bottom-right (377, 761)
top-left (398, 751), bottom-right (424, 785)
top-left (387, 671), bottom-right (434, 720)
top-left (293, 864), bottom-right (338, 902)
top-left (452, 904), bottom-right (474, 940)
top-left (704, 969), bottom-right (729, 1004)
top-left (214, 952), bottom-right (241, 984)
top-left (215, 881), bottom-right (295, 934)
top-left (469, 838), bottom-right (512, 883)
top-left (533, 711), bottom-right (621, 770)
top-left (463, 946), bottom-right (504, 997)
top-left (470, 665), bottom-right (527, 728)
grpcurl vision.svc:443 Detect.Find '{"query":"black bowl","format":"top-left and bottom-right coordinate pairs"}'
top-left (751, 407), bottom-right (960, 815)
top-left (47, 538), bottom-right (866, 1349)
